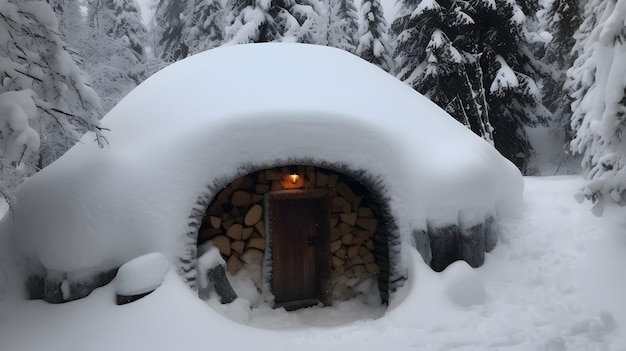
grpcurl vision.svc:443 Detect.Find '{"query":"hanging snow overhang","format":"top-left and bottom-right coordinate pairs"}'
top-left (1, 43), bottom-right (523, 304)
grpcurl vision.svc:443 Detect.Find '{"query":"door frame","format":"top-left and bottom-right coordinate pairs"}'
top-left (262, 189), bottom-right (332, 310)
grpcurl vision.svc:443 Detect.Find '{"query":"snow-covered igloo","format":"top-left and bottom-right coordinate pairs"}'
top-left (1, 43), bottom-right (523, 309)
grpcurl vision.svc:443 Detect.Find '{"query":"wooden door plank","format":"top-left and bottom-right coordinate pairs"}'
top-left (267, 189), bottom-right (331, 309)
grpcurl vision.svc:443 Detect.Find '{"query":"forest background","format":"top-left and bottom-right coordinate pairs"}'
top-left (0, 0), bottom-right (625, 215)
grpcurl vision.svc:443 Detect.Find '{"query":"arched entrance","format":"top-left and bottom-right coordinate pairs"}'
top-left (197, 165), bottom-right (396, 309)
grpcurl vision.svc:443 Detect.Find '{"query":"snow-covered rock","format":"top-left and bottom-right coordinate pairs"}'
top-left (0, 43), bottom-right (523, 302)
top-left (115, 252), bottom-right (171, 299)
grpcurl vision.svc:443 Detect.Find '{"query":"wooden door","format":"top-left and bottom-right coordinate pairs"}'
top-left (267, 189), bottom-right (330, 310)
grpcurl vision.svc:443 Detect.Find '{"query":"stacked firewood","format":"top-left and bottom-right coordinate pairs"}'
top-left (198, 174), bottom-right (266, 275)
top-left (328, 184), bottom-right (380, 271)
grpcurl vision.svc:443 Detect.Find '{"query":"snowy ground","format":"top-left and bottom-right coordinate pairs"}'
top-left (0, 176), bottom-right (625, 350)
top-left (527, 126), bottom-right (581, 176)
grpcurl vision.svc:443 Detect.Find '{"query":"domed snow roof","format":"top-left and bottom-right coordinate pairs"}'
top-left (3, 43), bottom-right (522, 293)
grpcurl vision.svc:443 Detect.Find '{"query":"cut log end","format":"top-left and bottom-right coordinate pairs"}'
top-left (244, 204), bottom-right (263, 226)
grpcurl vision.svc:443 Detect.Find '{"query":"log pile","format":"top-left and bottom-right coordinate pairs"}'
top-left (197, 174), bottom-right (266, 276)
top-left (197, 166), bottom-right (382, 302)
top-left (327, 182), bottom-right (381, 300)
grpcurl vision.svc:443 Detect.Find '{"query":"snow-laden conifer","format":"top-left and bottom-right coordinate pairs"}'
top-left (223, 0), bottom-right (323, 44)
top-left (320, 0), bottom-right (359, 52)
top-left (183, 0), bottom-right (224, 55)
top-left (392, 0), bottom-right (549, 173)
top-left (567, 0), bottom-right (626, 214)
top-left (85, 0), bottom-right (149, 112)
top-left (0, 0), bottom-right (103, 200)
top-left (391, 0), bottom-right (495, 145)
top-left (97, 0), bottom-right (147, 61)
top-left (542, 0), bottom-right (582, 113)
top-left (356, 0), bottom-right (393, 72)
top-left (223, 0), bottom-right (281, 43)
top-left (469, 0), bottom-right (550, 172)
top-left (282, 0), bottom-right (325, 44)
top-left (154, 0), bottom-right (189, 60)
top-left (48, 0), bottom-right (87, 65)
top-left (539, 0), bottom-right (583, 156)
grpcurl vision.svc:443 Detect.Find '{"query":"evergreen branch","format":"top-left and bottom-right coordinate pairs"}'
top-left (49, 107), bottom-right (77, 118)
top-left (14, 69), bottom-right (44, 83)
top-left (16, 145), bottom-right (28, 166)
top-left (38, 105), bottom-right (68, 135)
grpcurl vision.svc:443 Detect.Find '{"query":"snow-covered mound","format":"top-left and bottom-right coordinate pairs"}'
top-left (1, 43), bottom-right (522, 302)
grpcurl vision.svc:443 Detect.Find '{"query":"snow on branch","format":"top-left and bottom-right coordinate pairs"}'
top-left (599, 0), bottom-right (626, 45)
top-left (452, 7), bottom-right (474, 26)
top-left (0, 91), bottom-right (40, 164)
top-left (412, 0), bottom-right (442, 18)
top-left (224, 4), bottom-right (277, 44)
top-left (489, 55), bottom-right (519, 95)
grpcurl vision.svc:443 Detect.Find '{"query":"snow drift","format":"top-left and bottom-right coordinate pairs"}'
top-left (0, 43), bottom-right (523, 302)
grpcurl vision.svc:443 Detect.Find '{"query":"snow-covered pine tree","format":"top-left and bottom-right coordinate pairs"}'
top-left (567, 0), bottom-right (626, 214)
top-left (543, 0), bottom-right (582, 83)
top-left (321, 0), bottom-right (359, 52)
top-left (0, 0), bottom-right (103, 199)
top-left (85, 0), bottom-right (149, 112)
top-left (48, 0), bottom-right (87, 63)
top-left (154, 0), bottom-right (189, 60)
top-left (468, 0), bottom-right (550, 172)
top-left (391, 0), bottom-right (428, 91)
top-left (223, 0), bottom-right (323, 44)
top-left (541, 0), bottom-right (583, 144)
top-left (356, 0), bottom-right (393, 72)
top-left (223, 0), bottom-right (282, 43)
top-left (391, 0), bottom-right (495, 144)
top-left (393, 0), bottom-right (549, 173)
top-left (518, 0), bottom-right (541, 17)
top-left (273, 0), bottom-right (324, 43)
top-left (92, 0), bottom-right (148, 61)
top-left (183, 0), bottom-right (224, 55)
top-left (565, 0), bottom-right (600, 121)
